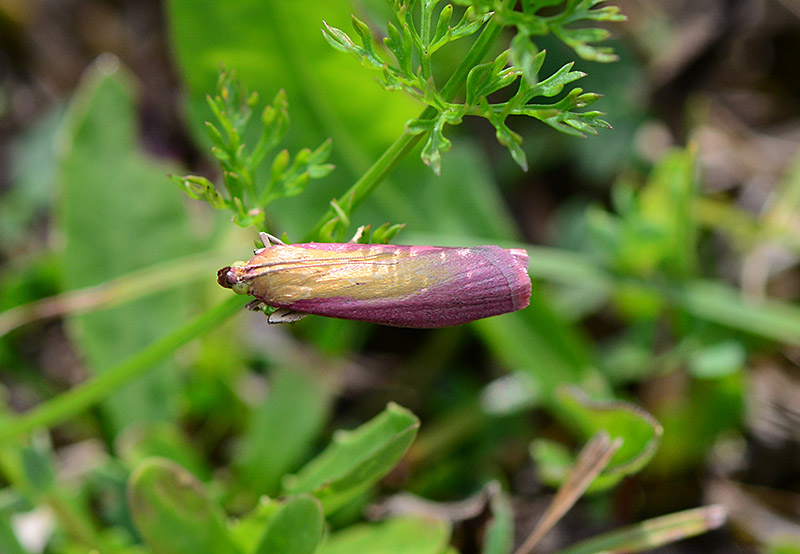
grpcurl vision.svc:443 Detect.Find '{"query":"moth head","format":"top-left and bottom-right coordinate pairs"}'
top-left (217, 261), bottom-right (251, 295)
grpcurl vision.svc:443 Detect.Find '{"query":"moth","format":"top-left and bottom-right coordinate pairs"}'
top-left (218, 232), bottom-right (531, 328)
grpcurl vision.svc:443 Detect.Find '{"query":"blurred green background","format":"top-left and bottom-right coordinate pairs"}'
top-left (1, 0), bottom-right (799, 553)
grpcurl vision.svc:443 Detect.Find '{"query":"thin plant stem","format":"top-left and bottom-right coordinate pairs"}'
top-left (514, 432), bottom-right (622, 554)
top-left (0, 251), bottom-right (227, 338)
top-left (557, 505), bottom-right (727, 554)
top-left (0, 296), bottom-right (248, 444)
top-left (420, 2), bottom-right (433, 80)
top-left (46, 491), bottom-right (105, 550)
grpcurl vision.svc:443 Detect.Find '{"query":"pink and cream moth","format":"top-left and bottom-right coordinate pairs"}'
top-left (218, 232), bottom-right (532, 328)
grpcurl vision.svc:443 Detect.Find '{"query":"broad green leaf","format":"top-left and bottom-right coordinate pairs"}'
top-left (58, 58), bottom-right (195, 434)
top-left (554, 386), bottom-right (662, 489)
top-left (283, 403), bottom-right (419, 513)
top-left (1, 104), bottom-right (64, 251)
top-left (316, 516), bottom-right (451, 554)
top-left (235, 368), bottom-right (331, 499)
top-left (254, 494), bottom-right (325, 554)
top-left (128, 458), bottom-right (242, 554)
top-left (167, 0), bottom-right (415, 150)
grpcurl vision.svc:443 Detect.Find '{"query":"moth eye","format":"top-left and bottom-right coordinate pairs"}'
top-left (231, 280), bottom-right (250, 295)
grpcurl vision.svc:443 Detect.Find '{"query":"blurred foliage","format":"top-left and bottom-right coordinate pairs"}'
top-left (1, 0), bottom-right (799, 553)
top-left (172, 79), bottom-right (335, 230)
top-left (59, 60), bottom-right (196, 435)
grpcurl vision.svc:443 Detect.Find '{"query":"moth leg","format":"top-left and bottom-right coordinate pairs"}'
top-left (349, 225), bottom-right (368, 243)
top-left (259, 232), bottom-right (286, 248)
top-left (267, 308), bottom-right (308, 324)
top-left (245, 300), bottom-right (266, 311)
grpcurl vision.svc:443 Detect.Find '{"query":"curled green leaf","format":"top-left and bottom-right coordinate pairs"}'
top-left (283, 403), bottom-right (420, 514)
top-left (553, 386), bottom-right (663, 489)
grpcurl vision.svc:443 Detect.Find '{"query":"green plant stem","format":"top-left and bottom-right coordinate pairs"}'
top-left (306, 3), bottom-right (510, 240)
top-left (666, 280), bottom-right (800, 346)
top-left (46, 492), bottom-right (104, 550)
top-left (557, 505), bottom-right (726, 554)
top-left (0, 296), bottom-right (247, 444)
top-left (420, 2), bottom-right (433, 80)
top-left (515, 432), bottom-right (622, 554)
top-left (0, 251), bottom-right (227, 338)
